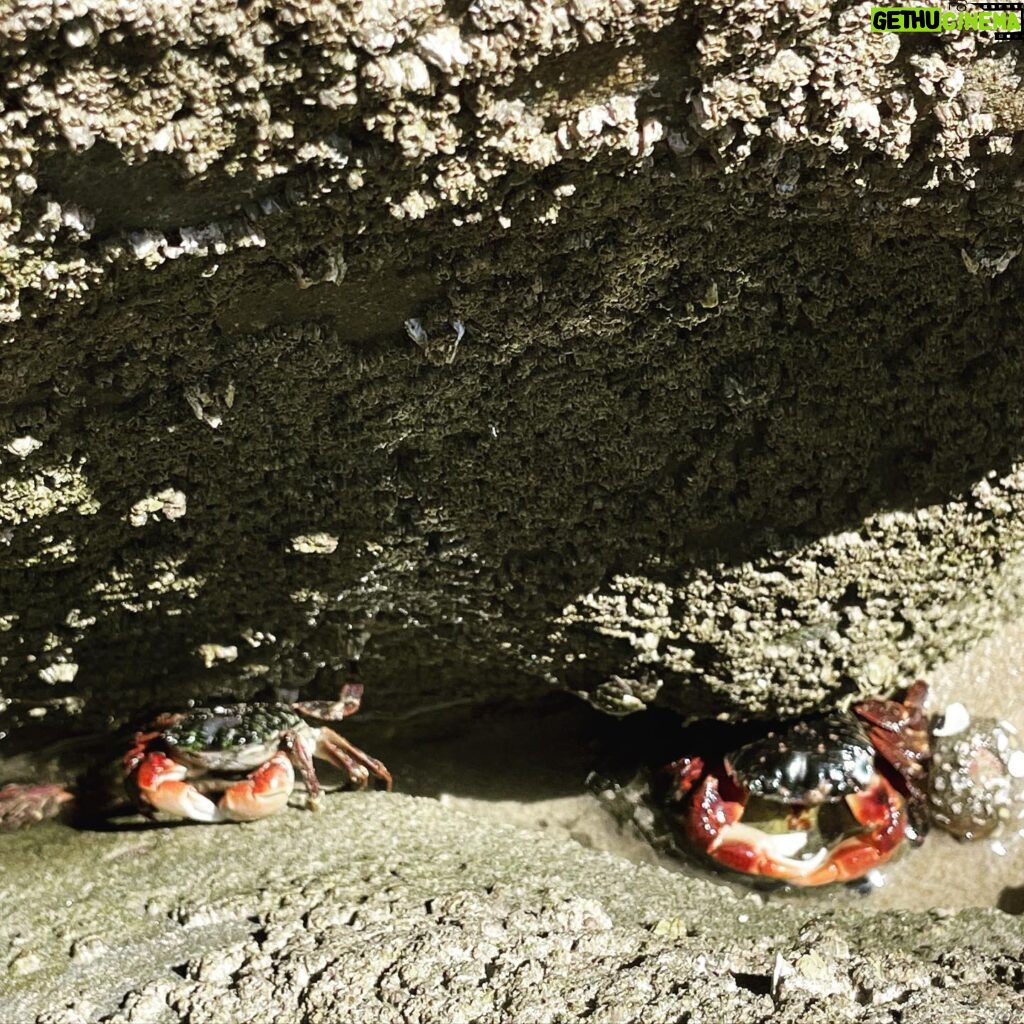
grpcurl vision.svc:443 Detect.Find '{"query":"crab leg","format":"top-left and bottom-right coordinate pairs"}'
top-left (672, 759), bottom-right (806, 877)
top-left (292, 680), bottom-right (364, 722)
top-left (0, 783), bottom-right (75, 831)
top-left (282, 730), bottom-right (324, 812)
top-left (314, 727), bottom-right (393, 791)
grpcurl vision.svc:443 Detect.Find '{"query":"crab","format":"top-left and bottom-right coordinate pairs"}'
top-left (665, 682), bottom-right (930, 886)
top-left (0, 782), bottom-right (75, 832)
top-left (124, 682), bottom-right (392, 823)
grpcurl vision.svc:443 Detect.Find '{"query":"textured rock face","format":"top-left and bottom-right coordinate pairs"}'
top-left (6, 8), bottom-right (1024, 1021)
top-left (5, 795), bottom-right (1024, 1023)
top-left (1, 1), bottom-right (1024, 739)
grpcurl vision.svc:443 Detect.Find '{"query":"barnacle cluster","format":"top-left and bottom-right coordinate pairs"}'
top-left (928, 705), bottom-right (1024, 841)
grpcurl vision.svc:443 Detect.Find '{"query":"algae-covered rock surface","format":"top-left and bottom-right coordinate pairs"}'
top-left (4, 795), bottom-right (1024, 1023)
top-left (2, 2), bottom-right (1024, 739)
top-left (5, 3), bottom-right (1024, 1021)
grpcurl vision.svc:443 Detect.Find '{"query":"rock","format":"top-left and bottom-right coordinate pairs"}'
top-left (2, 3), bottom-right (1024, 731)
top-left (4, 794), bottom-right (1023, 1023)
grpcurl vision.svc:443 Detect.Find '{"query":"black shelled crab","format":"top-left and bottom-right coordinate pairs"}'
top-left (665, 682), bottom-right (930, 886)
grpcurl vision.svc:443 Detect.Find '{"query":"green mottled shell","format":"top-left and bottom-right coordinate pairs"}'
top-left (162, 703), bottom-right (305, 770)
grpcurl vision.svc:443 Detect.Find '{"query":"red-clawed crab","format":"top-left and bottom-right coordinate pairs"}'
top-left (124, 682), bottom-right (392, 823)
top-left (665, 682), bottom-right (930, 886)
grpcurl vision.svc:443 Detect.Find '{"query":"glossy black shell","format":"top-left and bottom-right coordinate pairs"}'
top-left (725, 715), bottom-right (875, 805)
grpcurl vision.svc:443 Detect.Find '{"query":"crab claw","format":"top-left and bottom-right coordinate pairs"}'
top-left (219, 751), bottom-right (295, 821)
top-left (665, 756), bottom-right (707, 802)
top-left (128, 752), bottom-right (224, 823)
top-left (683, 774), bottom-right (820, 881)
top-left (683, 772), bottom-right (908, 887)
top-left (796, 774), bottom-right (908, 886)
top-left (128, 750), bottom-right (296, 823)
top-left (292, 680), bottom-right (364, 722)
top-left (854, 680), bottom-right (930, 842)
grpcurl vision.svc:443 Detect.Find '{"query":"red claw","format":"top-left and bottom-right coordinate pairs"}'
top-left (795, 774), bottom-right (907, 886)
top-left (673, 762), bottom-right (910, 887)
top-left (219, 751), bottom-right (295, 821)
top-left (687, 774), bottom-right (744, 848)
top-left (128, 751), bottom-right (223, 823)
top-left (127, 749), bottom-right (297, 823)
top-left (665, 756), bottom-right (706, 801)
